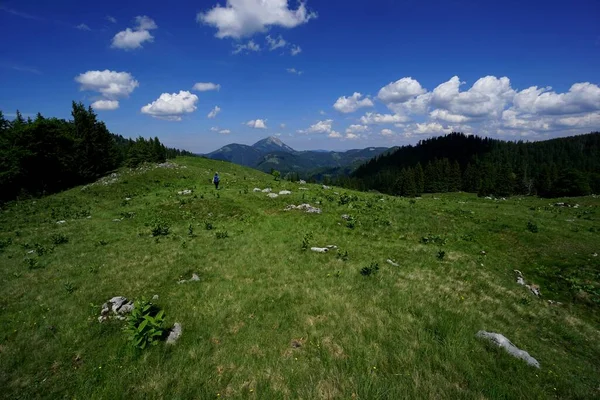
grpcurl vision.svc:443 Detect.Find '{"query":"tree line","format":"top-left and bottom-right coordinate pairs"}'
top-left (338, 132), bottom-right (600, 197)
top-left (0, 102), bottom-right (195, 201)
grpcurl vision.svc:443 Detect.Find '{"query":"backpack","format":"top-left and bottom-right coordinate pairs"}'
top-left (213, 175), bottom-right (220, 183)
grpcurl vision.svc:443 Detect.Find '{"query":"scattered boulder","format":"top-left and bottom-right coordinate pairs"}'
top-left (152, 294), bottom-right (159, 300)
top-left (514, 270), bottom-right (541, 296)
top-left (166, 323), bottom-right (182, 344)
top-left (341, 214), bottom-right (350, 220)
top-left (253, 188), bottom-right (261, 192)
top-left (299, 187), bottom-right (309, 191)
top-left (56, 220), bottom-right (66, 224)
top-left (267, 193), bottom-right (279, 198)
top-left (177, 189), bottom-right (192, 195)
top-left (98, 296), bottom-right (134, 323)
top-left (262, 188), bottom-right (272, 193)
top-left (387, 259), bottom-right (399, 267)
top-left (284, 204), bottom-right (322, 214)
top-left (299, 180), bottom-right (306, 184)
top-left (475, 331), bottom-right (540, 368)
top-left (279, 190), bottom-right (292, 195)
top-left (311, 245), bottom-right (337, 253)
top-left (178, 273), bottom-right (200, 284)
top-left (322, 185), bottom-right (331, 189)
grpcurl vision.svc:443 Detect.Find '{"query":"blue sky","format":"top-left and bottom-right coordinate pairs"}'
top-left (1, 0), bottom-right (599, 152)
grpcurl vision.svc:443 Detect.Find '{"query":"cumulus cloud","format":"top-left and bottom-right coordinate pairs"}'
top-left (208, 106), bottom-right (221, 118)
top-left (233, 40), bottom-right (260, 54)
top-left (430, 109), bottom-right (470, 123)
top-left (333, 92), bottom-right (374, 114)
top-left (345, 133), bottom-right (360, 140)
top-left (91, 100), bottom-right (119, 110)
top-left (286, 68), bottom-right (303, 75)
top-left (266, 34), bottom-right (287, 50)
top-left (290, 44), bottom-right (302, 55)
top-left (106, 15), bottom-right (117, 23)
top-left (413, 122), bottom-right (452, 135)
top-left (360, 112), bottom-right (409, 125)
top-left (193, 82), bottom-right (221, 92)
top-left (298, 119), bottom-right (342, 138)
top-left (512, 83), bottom-right (600, 115)
top-left (141, 91), bottom-right (199, 121)
top-left (75, 70), bottom-right (139, 99)
top-left (346, 124), bottom-right (369, 134)
top-left (380, 128), bottom-right (394, 136)
top-left (197, 0), bottom-right (317, 39)
top-left (111, 15), bottom-right (157, 50)
top-left (246, 119), bottom-right (267, 129)
top-left (378, 77), bottom-right (426, 103)
top-left (219, 129), bottom-right (231, 134)
top-left (76, 23), bottom-right (91, 31)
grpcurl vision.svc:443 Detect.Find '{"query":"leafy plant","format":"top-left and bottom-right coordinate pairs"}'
top-left (215, 231), bottom-right (229, 239)
top-left (437, 250), bottom-right (446, 260)
top-left (360, 263), bottom-right (379, 276)
top-left (151, 218), bottom-right (170, 237)
top-left (336, 250), bottom-right (349, 261)
top-left (301, 232), bottom-right (313, 251)
top-left (64, 281), bottom-right (76, 294)
top-left (421, 234), bottom-right (447, 245)
top-left (51, 233), bottom-right (69, 245)
top-left (125, 298), bottom-right (166, 350)
top-left (34, 243), bottom-right (50, 256)
top-left (188, 224), bottom-right (194, 237)
top-left (205, 222), bottom-right (213, 231)
top-left (346, 215), bottom-right (357, 229)
top-left (527, 221), bottom-right (538, 233)
top-left (0, 237), bottom-right (12, 252)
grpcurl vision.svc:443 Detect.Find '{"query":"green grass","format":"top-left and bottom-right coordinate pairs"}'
top-left (1, 156), bottom-right (599, 399)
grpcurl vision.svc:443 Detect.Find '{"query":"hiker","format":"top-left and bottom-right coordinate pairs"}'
top-left (212, 172), bottom-right (220, 189)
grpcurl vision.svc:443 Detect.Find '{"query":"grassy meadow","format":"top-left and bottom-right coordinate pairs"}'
top-left (1, 156), bottom-right (599, 399)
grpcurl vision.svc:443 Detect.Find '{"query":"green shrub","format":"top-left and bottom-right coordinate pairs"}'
top-left (346, 215), bottom-right (357, 229)
top-left (51, 233), bottom-right (69, 245)
top-left (421, 234), bottom-right (447, 245)
top-left (301, 232), bottom-right (313, 251)
top-left (205, 222), bottom-right (213, 230)
top-left (437, 250), bottom-right (446, 260)
top-left (125, 299), bottom-right (166, 350)
top-left (151, 219), bottom-right (170, 237)
top-left (527, 221), bottom-right (538, 233)
top-left (360, 263), bottom-right (379, 276)
top-left (336, 250), bottom-right (349, 261)
top-left (215, 231), bottom-right (228, 239)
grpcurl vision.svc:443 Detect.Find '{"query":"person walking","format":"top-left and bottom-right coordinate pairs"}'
top-left (212, 172), bottom-right (220, 189)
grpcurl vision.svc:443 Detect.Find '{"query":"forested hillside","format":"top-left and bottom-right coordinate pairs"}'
top-left (341, 132), bottom-right (600, 197)
top-left (0, 103), bottom-right (194, 201)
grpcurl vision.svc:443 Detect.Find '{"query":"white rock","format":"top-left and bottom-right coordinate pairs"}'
top-left (267, 193), bottom-right (279, 198)
top-left (177, 189), bottom-right (192, 195)
top-left (125, 197), bottom-right (131, 201)
top-left (279, 190), bottom-right (292, 195)
top-left (166, 323), bottom-right (182, 344)
top-left (476, 331), bottom-right (540, 368)
top-left (322, 185), bottom-right (331, 189)
top-left (299, 180), bottom-right (306, 184)
top-left (387, 259), bottom-right (399, 267)
top-left (56, 220), bottom-right (66, 224)
top-left (253, 188), bottom-right (262, 192)
top-left (262, 188), bottom-right (272, 193)
top-left (311, 247), bottom-right (329, 253)
top-left (152, 294), bottom-right (159, 300)
top-left (516, 276), bottom-right (526, 285)
top-left (190, 273), bottom-right (200, 281)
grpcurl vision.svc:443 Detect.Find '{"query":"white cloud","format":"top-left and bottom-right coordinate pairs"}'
top-left (76, 23), bottom-right (91, 31)
top-left (319, 110), bottom-right (326, 115)
top-left (298, 119), bottom-right (342, 138)
top-left (210, 127), bottom-right (219, 132)
top-left (431, 75), bottom-right (515, 118)
top-left (413, 122), bottom-right (452, 135)
top-left (345, 133), bottom-right (360, 140)
top-left (512, 82), bottom-right (600, 115)
top-left (266, 34), bottom-right (287, 50)
top-left (360, 112), bottom-right (409, 125)
top-left (380, 128), bottom-right (394, 136)
top-left (233, 39), bottom-right (260, 54)
top-left (91, 100), bottom-right (119, 110)
top-left (208, 106), bottom-right (221, 118)
top-left (430, 109), bottom-right (470, 123)
top-left (286, 68), bottom-right (303, 75)
top-left (378, 77), bottom-right (426, 103)
top-left (75, 70), bottom-right (139, 99)
top-left (141, 90), bottom-right (198, 121)
top-left (106, 15), bottom-right (117, 23)
top-left (333, 92), bottom-right (374, 114)
top-left (346, 124), bottom-right (369, 134)
top-left (246, 119), bottom-right (267, 129)
top-left (290, 44), bottom-right (302, 55)
top-left (193, 82), bottom-right (221, 92)
top-left (111, 15), bottom-right (157, 50)
top-left (197, 0), bottom-right (317, 39)
top-left (219, 129), bottom-right (231, 134)
top-left (280, 123), bottom-right (286, 129)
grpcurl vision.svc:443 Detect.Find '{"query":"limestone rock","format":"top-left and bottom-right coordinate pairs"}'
top-left (267, 193), bottom-right (279, 198)
top-left (476, 331), bottom-right (540, 368)
top-left (98, 296), bottom-right (134, 323)
top-left (253, 188), bottom-right (261, 192)
top-left (279, 190), bottom-right (292, 195)
top-left (387, 259), bottom-right (399, 267)
top-left (262, 188), bottom-right (272, 193)
top-left (166, 323), bottom-right (182, 344)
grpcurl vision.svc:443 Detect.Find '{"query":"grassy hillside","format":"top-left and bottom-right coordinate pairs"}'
top-left (1, 156), bottom-right (599, 399)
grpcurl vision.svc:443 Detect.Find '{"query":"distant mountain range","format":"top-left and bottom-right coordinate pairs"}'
top-left (203, 136), bottom-right (392, 177)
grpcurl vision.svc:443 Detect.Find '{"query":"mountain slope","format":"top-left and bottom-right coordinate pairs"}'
top-left (205, 136), bottom-right (390, 176)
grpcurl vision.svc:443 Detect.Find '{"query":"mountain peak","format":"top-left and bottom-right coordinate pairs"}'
top-left (252, 136), bottom-right (295, 153)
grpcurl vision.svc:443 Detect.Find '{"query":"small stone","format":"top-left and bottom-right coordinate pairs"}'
top-left (253, 188), bottom-right (261, 192)
top-left (152, 295), bottom-right (159, 300)
top-left (311, 247), bottom-right (329, 253)
top-left (56, 220), bottom-right (66, 224)
top-left (341, 214), bottom-right (350, 220)
top-left (387, 259), bottom-right (399, 267)
top-left (322, 185), bottom-right (330, 189)
top-left (190, 274), bottom-right (200, 281)
top-left (267, 193), bottom-right (279, 198)
top-left (166, 323), bottom-right (182, 344)
top-left (262, 188), bottom-right (272, 193)
top-left (476, 331), bottom-right (540, 368)
top-left (299, 180), bottom-right (306, 184)
top-left (279, 190), bottom-right (292, 195)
